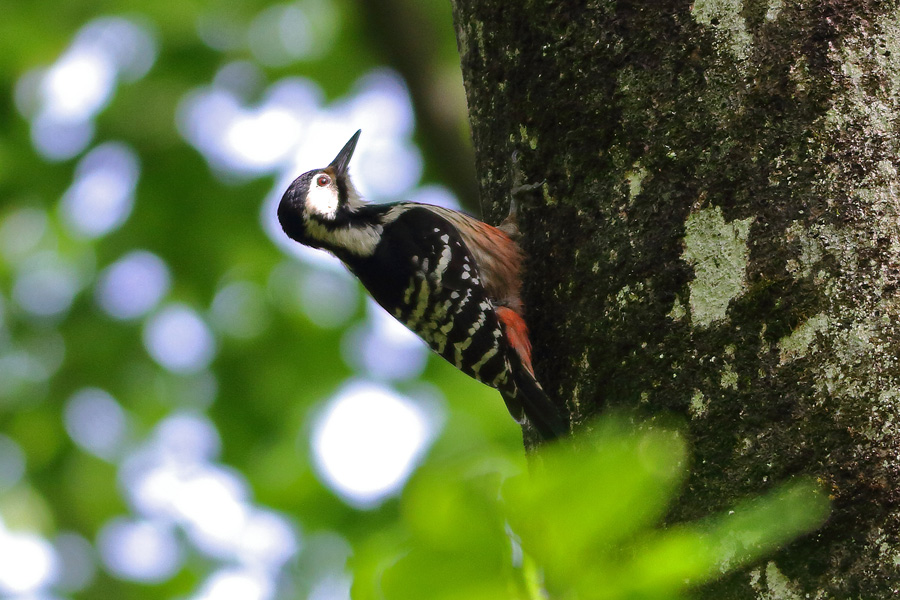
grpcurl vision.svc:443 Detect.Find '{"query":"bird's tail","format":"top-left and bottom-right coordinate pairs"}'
top-left (494, 306), bottom-right (568, 440)
top-left (502, 360), bottom-right (569, 441)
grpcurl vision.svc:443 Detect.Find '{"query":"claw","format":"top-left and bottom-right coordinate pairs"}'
top-left (508, 148), bottom-right (545, 205)
top-left (503, 150), bottom-right (544, 238)
top-left (498, 196), bottom-right (520, 239)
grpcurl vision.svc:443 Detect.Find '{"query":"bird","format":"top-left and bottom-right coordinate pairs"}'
top-left (277, 130), bottom-right (568, 440)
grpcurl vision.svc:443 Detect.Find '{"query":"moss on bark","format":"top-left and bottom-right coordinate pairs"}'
top-left (451, 0), bottom-right (900, 596)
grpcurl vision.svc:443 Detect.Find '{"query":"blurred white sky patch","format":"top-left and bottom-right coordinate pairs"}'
top-left (97, 517), bottom-right (183, 582)
top-left (60, 142), bottom-right (140, 239)
top-left (96, 250), bottom-right (171, 320)
top-left (0, 518), bottom-right (59, 596)
top-left (353, 136), bottom-right (421, 199)
top-left (29, 113), bottom-right (96, 162)
top-left (225, 108), bottom-right (304, 169)
top-left (183, 63), bottom-right (425, 269)
top-left (232, 509), bottom-right (298, 569)
top-left (308, 575), bottom-right (352, 600)
top-left (153, 412), bottom-right (222, 464)
top-left (342, 299), bottom-right (428, 381)
top-left (191, 568), bottom-right (274, 600)
top-left (14, 16), bottom-right (157, 161)
top-left (273, 71), bottom-right (420, 202)
top-left (177, 72), bottom-right (320, 177)
top-left (64, 387), bottom-right (130, 461)
top-left (78, 17), bottom-right (157, 82)
top-left (41, 48), bottom-right (115, 123)
top-left (117, 413), bottom-right (299, 575)
top-left (344, 70), bottom-right (416, 139)
top-left (171, 467), bottom-right (251, 554)
top-left (311, 381), bottom-right (439, 508)
top-left (338, 70), bottom-right (421, 198)
top-left (143, 304), bottom-right (217, 373)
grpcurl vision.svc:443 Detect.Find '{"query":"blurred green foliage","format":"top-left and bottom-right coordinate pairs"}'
top-left (353, 418), bottom-right (828, 600)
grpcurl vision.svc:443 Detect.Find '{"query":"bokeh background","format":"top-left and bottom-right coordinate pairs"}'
top-left (0, 2), bottom-right (526, 598)
top-left (0, 3), bottom-right (834, 599)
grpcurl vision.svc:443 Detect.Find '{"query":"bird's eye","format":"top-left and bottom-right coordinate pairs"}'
top-left (316, 174), bottom-right (331, 187)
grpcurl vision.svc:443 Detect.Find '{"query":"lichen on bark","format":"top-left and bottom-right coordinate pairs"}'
top-left (682, 205), bottom-right (753, 327)
top-left (452, 0), bottom-right (900, 596)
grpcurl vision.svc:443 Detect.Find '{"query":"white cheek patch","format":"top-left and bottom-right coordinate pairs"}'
top-left (306, 185), bottom-right (339, 219)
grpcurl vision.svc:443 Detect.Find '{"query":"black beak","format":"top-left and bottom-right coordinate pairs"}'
top-left (329, 129), bottom-right (361, 176)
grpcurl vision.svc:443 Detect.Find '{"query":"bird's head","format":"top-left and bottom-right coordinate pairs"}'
top-left (278, 129), bottom-right (364, 245)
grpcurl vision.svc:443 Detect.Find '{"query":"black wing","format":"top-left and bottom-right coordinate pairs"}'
top-left (363, 207), bottom-right (514, 391)
top-left (346, 205), bottom-right (567, 439)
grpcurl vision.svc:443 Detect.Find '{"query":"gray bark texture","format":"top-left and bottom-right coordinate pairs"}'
top-left (451, 0), bottom-right (900, 597)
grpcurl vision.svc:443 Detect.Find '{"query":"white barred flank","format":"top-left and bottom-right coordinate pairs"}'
top-left (453, 337), bottom-right (473, 369)
top-left (405, 277), bottom-right (431, 330)
top-left (435, 319), bottom-right (455, 353)
top-left (471, 346), bottom-right (499, 376)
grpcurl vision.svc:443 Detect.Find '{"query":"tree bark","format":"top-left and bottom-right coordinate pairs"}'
top-left (451, 0), bottom-right (900, 597)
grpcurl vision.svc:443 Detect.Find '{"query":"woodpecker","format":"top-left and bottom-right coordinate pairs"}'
top-left (277, 130), bottom-right (568, 440)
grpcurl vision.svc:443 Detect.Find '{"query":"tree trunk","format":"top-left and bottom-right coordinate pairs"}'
top-left (451, 0), bottom-right (900, 596)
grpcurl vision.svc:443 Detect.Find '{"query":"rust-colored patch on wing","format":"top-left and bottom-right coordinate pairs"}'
top-left (497, 306), bottom-right (533, 375)
top-left (440, 211), bottom-right (524, 314)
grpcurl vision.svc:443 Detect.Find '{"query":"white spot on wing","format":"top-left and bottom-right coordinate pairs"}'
top-left (383, 204), bottom-right (414, 224)
top-left (467, 313), bottom-right (486, 336)
top-left (435, 244), bottom-right (452, 283)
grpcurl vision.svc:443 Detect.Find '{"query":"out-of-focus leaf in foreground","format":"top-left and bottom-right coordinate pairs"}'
top-left (354, 417), bottom-right (829, 600)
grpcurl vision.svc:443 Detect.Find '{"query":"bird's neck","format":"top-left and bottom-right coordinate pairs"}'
top-left (304, 204), bottom-right (393, 259)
